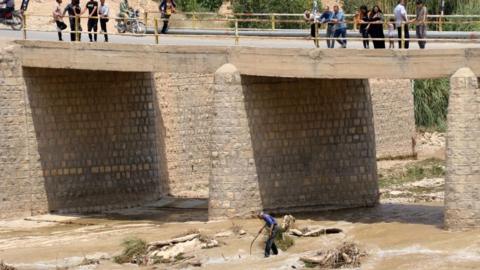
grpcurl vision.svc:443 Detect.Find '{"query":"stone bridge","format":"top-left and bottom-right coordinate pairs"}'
top-left (0, 40), bottom-right (479, 230)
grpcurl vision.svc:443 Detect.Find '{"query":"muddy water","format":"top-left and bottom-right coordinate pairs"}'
top-left (0, 201), bottom-right (479, 270)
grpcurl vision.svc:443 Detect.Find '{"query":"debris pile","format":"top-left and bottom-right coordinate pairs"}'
top-left (281, 214), bottom-right (296, 231)
top-left (300, 242), bottom-right (365, 268)
top-left (113, 237), bottom-right (148, 265)
top-left (0, 261), bottom-right (16, 270)
top-left (114, 233), bottom-right (219, 267)
top-left (275, 231), bottom-right (295, 251)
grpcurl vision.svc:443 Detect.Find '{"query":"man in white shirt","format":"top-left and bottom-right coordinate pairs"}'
top-left (52, 0), bottom-right (67, 41)
top-left (99, 0), bottom-right (109, 42)
top-left (394, 0), bottom-right (409, 49)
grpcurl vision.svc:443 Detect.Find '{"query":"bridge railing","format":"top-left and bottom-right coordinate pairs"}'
top-left (17, 13), bottom-right (480, 48)
top-left (143, 11), bottom-right (480, 31)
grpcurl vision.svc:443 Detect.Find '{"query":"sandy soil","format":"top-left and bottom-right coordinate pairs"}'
top-left (0, 198), bottom-right (479, 270)
top-left (0, 135), bottom-right (476, 270)
top-left (378, 132), bottom-right (446, 204)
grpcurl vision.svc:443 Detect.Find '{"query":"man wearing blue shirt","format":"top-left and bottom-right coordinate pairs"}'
top-left (319, 6), bottom-right (334, 48)
top-left (258, 212), bottom-right (279, 258)
top-left (332, 4), bottom-right (347, 48)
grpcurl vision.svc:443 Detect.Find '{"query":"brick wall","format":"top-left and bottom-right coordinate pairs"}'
top-left (0, 46), bottom-right (48, 219)
top-left (445, 68), bottom-right (480, 230)
top-left (370, 79), bottom-right (416, 159)
top-left (0, 50), bottom-right (415, 220)
top-left (154, 72), bottom-right (213, 198)
top-left (23, 68), bottom-right (163, 213)
top-left (210, 64), bottom-right (379, 219)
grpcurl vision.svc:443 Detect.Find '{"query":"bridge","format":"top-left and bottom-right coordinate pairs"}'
top-left (0, 37), bottom-right (479, 230)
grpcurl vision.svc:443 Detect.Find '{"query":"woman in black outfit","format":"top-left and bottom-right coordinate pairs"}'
top-left (368, 5), bottom-right (385, 49)
top-left (358, 5), bottom-right (370, 49)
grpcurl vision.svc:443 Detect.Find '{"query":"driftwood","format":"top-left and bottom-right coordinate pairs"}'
top-left (299, 242), bottom-right (364, 268)
top-left (303, 228), bottom-right (343, 237)
top-left (290, 227), bottom-right (343, 237)
top-left (147, 234), bottom-right (200, 252)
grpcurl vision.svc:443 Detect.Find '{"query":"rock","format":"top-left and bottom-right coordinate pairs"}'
top-left (238, 230), bottom-right (246, 235)
top-left (389, 190), bottom-right (404, 196)
top-left (201, 239), bottom-right (219, 249)
top-left (188, 260), bottom-right (202, 267)
top-left (214, 231), bottom-right (233, 238)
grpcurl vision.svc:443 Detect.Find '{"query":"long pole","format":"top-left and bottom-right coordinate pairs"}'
top-left (249, 230), bottom-right (262, 255)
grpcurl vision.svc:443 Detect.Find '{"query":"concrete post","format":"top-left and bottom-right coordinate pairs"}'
top-left (208, 64), bottom-right (262, 220)
top-left (445, 67), bottom-right (480, 230)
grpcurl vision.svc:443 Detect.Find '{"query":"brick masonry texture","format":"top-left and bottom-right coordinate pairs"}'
top-left (0, 48), bottom-right (419, 220)
top-left (445, 68), bottom-right (480, 230)
top-left (154, 72), bottom-right (213, 198)
top-left (209, 64), bottom-right (379, 219)
top-left (23, 68), bottom-right (162, 213)
top-left (0, 46), bottom-right (49, 219)
top-left (370, 79), bottom-right (416, 159)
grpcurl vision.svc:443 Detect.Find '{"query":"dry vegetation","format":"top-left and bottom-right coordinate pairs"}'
top-left (301, 242), bottom-right (365, 268)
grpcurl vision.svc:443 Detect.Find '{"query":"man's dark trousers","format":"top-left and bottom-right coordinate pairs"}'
top-left (265, 225), bottom-right (279, 257)
top-left (397, 24), bottom-right (410, 49)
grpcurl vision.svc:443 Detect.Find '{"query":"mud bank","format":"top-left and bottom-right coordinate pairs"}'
top-left (0, 199), bottom-right (479, 270)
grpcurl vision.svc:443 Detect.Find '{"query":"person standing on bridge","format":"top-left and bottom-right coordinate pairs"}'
top-left (332, 4), bottom-right (347, 48)
top-left (63, 0), bottom-right (82, 41)
top-left (319, 6), bottom-right (334, 48)
top-left (368, 5), bottom-right (386, 49)
top-left (159, 0), bottom-right (176, 34)
top-left (394, 0), bottom-right (409, 49)
top-left (82, 0), bottom-right (99, 42)
top-left (357, 5), bottom-right (370, 49)
top-left (53, 0), bottom-right (67, 41)
top-left (98, 0), bottom-right (109, 42)
top-left (412, 0), bottom-right (427, 49)
top-left (257, 212), bottom-right (279, 258)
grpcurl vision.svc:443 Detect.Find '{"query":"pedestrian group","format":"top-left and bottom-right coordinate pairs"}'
top-left (51, 0), bottom-right (176, 42)
top-left (53, 0), bottom-right (109, 42)
top-left (304, 0), bottom-right (428, 49)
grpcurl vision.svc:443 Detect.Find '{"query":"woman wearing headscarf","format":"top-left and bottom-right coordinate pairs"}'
top-left (368, 5), bottom-right (385, 49)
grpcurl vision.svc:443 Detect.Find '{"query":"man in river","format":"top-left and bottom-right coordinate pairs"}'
top-left (257, 212), bottom-right (279, 258)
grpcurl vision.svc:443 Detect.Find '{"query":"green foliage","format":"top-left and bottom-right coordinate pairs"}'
top-left (232, 0), bottom-right (315, 29)
top-left (443, 1), bottom-right (480, 31)
top-left (113, 237), bottom-right (148, 264)
top-left (413, 79), bottom-right (449, 131)
top-left (274, 229), bottom-right (295, 251)
top-left (378, 158), bottom-right (445, 188)
top-left (341, 0), bottom-right (479, 15)
top-left (176, 0), bottom-right (223, 12)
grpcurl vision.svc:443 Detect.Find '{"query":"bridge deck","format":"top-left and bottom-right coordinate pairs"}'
top-left (17, 40), bottom-right (480, 79)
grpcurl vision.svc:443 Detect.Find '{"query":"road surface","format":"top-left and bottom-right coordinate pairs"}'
top-left (1, 27), bottom-right (480, 49)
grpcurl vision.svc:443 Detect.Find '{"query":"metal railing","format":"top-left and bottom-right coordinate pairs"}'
top-left (17, 12), bottom-right (480, 48)
top-left (142, 11), bottom-right (480, 31)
